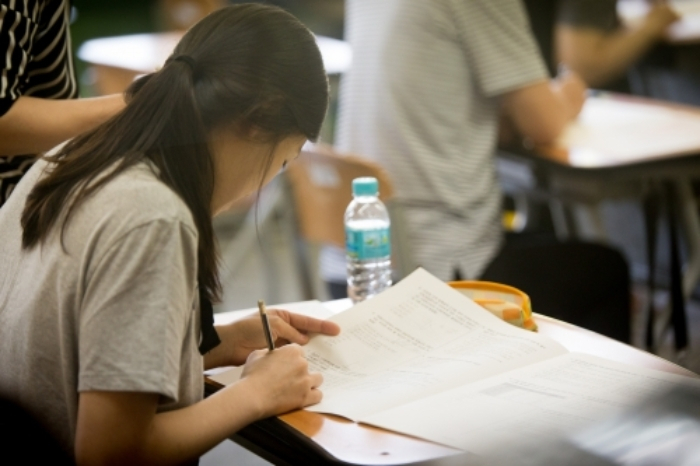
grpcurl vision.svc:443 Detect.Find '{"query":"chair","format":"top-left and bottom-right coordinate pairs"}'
top-left (214, 179), bottom-right (289, 306)
top-left (480, 238), bottom-right (632, 343)
top-left (283, 143), bottom-right (415, 300)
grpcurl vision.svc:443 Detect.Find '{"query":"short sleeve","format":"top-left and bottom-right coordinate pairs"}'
top-left (0, 2), bottom-right (39, 116)
top-left (557, 0), bottom-right (619, 32)
top-left (451, 0), bottom-right (549, 97)
top-left (78, 219), bottom-right (199, 402)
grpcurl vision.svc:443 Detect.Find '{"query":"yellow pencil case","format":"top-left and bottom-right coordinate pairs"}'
top-left (448, 281), bottom-right (537, 332)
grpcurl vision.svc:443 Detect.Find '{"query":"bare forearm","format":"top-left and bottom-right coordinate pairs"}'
top-left (0, 94), bottom-right (125, 155)
top-left (143, 382), bottom-right (263, 465)
top-left (556, 24), bottom-right (662, 88)
top-left (204, 325), bottom-right (239, 370)
top-left (503, 81), bottom-right (572, 145)
top-left (501, 71), bottom-right (586, 165)
top-left (75, 381), bottom-right (264, 466)
top-left (76, 344), bottom-right (321, 466)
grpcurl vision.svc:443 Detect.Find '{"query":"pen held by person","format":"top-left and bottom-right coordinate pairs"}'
top-left (257, 300), bottom-right (276, 351)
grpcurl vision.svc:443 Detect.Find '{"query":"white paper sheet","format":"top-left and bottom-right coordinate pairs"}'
top-left (304, 269), bottom-right (568, 420)
top-left (364, 353), bottom-right (700, 454)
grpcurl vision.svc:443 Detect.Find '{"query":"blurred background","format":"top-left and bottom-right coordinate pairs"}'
top-left (68, 0), bottom-right (700, 369)
top-left (71, 0), bottom-right (345, 95)
top-left (62, 2), bottom-right (700, 464)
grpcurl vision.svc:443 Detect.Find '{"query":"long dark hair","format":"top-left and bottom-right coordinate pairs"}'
top-left (21, 4), bottom-right (329, 304)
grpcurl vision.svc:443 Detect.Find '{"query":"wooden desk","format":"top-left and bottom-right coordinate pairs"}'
top-left (618, 0), bottom-right (700, 45)
top-left (540, 93), bottom-right (700, 169)
top-left (76, 32), bottom-right (352, 95)
top-left (499, 93), bottom-right (700, 350)
top-left (208, 299), bottom-right (696, 466)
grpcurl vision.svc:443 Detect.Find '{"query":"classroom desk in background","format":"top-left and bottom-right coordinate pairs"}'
top-left (76, 32), bottom-right (352, 95)
top-left (498, 92), bottom-right (700, 352)
top-left (618, 0), bottom-right (700, 45)
top-left (205, 299), bottom-right (696, 466)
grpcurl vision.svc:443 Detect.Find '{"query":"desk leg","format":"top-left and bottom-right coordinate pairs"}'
top-left (678, 179), bottom-right (700, 299)
top-left (549, 199), bottom-right (573, 240)
top-left (571, 203), bottom-right (608, 242)
top-left (645, 190), bottom-right (660, 351)
top-left (653, 179), bottom-right (697, 358)
top-left (666, 182), bottom-right (688, 351)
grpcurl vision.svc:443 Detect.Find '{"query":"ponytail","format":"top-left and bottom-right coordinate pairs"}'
top-left (21, 4), bottom-right (329, 306)
top-left (22, 56), bottom-right (221, 301)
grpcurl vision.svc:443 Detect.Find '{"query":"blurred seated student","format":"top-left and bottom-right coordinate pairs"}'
top-left (322, 0), bottom-right (587, 299)
top-left (557, 0), bottom-right (679, 88)
top-left (525, 0), bottom-right (700, 107)
top-left (0, 0), bottom-right (125, 205)
top-left (523, 0), bottom-right (679, 90)
top-left (0, 5), bottom-right (339, 465)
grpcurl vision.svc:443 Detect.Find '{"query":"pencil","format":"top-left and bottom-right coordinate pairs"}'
top-left (257, 299), bottom-right (275, 352)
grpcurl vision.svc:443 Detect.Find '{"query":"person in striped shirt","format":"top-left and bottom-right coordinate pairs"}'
top-left (321, 0), bottom-right (587, 295)
top-left (0, 0), bottom-right (124, 205)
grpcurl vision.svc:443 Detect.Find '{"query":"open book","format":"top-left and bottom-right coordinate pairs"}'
top-left (209, 268), bottom-right (700, 454)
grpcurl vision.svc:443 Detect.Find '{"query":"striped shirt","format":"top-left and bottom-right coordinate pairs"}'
top-left (0, 0), bottom-right (78, 204)
top-left (329, 0), bottom-right (548, 281)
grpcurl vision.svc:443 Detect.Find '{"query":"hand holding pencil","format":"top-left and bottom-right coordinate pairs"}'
top-left (207, 300), bottom-right (341, 415)
top-left (234, 300), bottom-right (339, 415)
top-left (205, 300), bottom-right (341, 368)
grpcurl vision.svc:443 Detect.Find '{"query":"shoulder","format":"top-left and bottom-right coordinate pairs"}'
top-left (92, 162), bottom-right (197, 235)
top-left (443, 0), bottom-right (536, 39)
top-left (59, 161), bottom-right (199, 258)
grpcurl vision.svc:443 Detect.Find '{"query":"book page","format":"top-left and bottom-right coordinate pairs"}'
top-left (364, 353), bottom-right (700, 454)
top-left (305, 268), bottom-right (568, 420)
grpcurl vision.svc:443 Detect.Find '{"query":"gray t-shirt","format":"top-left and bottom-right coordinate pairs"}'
top-left (0, 157), bottom-right (203, 452)
top-left (331, 0), bottom-right (548, 280)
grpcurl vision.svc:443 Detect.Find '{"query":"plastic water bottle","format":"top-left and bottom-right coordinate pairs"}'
top-left (345, 177), bottom-right (392, 303)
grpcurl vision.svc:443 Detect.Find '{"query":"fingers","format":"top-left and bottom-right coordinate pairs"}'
top-left (266, 310), bottom-right (341, 346)
top-left (271, 310), bottom-right (341, 336)
top-left (241, 345), bottom-right (324, 412)
top-left (268, 315), bottom-right (309, 345)
top-left (304, 388), bottom-right (323, 407)
top-left (302, 373), bottom-right (324, 407)
top-left (309, 372), bottom-right (323, 389)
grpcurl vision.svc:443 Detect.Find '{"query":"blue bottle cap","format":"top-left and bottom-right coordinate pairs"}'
top-left (352, 177), bottom-right (379, 196)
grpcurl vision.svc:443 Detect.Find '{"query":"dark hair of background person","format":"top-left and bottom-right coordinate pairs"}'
top-left (20, 3), bottom-right (330, 304)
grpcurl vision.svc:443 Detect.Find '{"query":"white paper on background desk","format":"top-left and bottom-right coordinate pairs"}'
top-left (304, 268), bottom-right (568, 420)
top-left (364, 352), bottom-right (700, 453)
top-left (561, 97), bottom-right (700, 167)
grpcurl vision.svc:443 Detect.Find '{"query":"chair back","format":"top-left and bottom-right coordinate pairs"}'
top-left (285, 144), bottom-right (395, 249)
top-left (284, 144), bottom-right (414, 299)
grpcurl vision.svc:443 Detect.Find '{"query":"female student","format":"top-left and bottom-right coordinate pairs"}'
top-left (0, 4), bottom-right (340, 465)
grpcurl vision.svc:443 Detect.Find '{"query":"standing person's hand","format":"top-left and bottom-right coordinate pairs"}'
top-left (238, 345), bottom-right (324, 416)
top-left (205, 310), bottom-right (341, 369)
top-left (643, 2), bottom-right (681, 38)
top-left (551, 68), bottom-right (587, 120)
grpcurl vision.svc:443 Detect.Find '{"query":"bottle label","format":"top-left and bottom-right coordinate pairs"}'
top-left (345, 227), bottom-right (391, 260)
